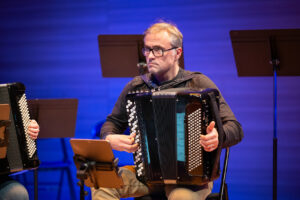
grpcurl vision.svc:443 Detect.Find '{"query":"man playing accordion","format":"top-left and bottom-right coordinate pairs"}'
top-left (92, 21), bottom-right (243, 200)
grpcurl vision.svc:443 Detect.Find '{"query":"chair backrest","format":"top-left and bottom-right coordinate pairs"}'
top-left (91, 120), bottom-right (105, 139)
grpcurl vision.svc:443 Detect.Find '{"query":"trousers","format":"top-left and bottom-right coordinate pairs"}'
top-left (91, 167), bottom-right (213, 200)
top-left (0, 178), bottom-right (29, 200)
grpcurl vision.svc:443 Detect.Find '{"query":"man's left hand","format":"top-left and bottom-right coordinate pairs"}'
top-left (27, 120), bottom-right (40, 140)
top-left (200, 121), bottom-right (219, 152)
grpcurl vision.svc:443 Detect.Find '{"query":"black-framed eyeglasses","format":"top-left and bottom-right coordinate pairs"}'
top-left (142, 46), bottom-right (178, 57)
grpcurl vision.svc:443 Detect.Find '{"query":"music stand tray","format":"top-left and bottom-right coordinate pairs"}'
top-left (70, 139), bottom-right (123, 188)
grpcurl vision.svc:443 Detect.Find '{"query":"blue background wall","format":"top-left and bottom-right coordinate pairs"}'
top-left (1, 0), bottom-right (300, 199)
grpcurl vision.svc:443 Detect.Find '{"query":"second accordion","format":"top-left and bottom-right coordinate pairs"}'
top-left (126, 88), bottom-right (224, 186)
top-left (0, 82), bottom-right (39, 175)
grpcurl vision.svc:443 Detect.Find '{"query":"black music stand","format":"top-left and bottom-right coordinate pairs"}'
top-left (70, 139), bottom-right (123, 200)
top-left (230, 29), bottom-right (300, 200)
top-left (28, 98), bottom-right (78, 200)
top-left (98, 34), bottom-right (185, 77)
top-left (28, 99), bottom-right (78, 139)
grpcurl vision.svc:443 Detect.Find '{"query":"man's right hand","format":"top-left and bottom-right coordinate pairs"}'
top-left (105, 133), bottom-right (138, 153)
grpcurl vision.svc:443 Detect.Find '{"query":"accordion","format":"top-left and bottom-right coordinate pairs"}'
top-left (126, 88), bottom-right (224, 186)
top-left (0, 82), bottom-right (39, 175)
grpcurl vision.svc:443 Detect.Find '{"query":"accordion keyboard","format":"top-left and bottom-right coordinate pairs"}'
top-left (126, 99), bottom-right (145, 178)
top-left (18, 93), bottom-right (37, 158)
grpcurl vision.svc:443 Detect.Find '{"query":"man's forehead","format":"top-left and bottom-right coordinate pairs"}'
top-left (144, 31), bottom-right (172, 47)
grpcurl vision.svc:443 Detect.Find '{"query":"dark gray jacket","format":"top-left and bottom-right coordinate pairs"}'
top-left (101, 68), bottom-right (243, 148)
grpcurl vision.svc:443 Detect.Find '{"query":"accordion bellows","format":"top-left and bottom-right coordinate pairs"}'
top-left (126, 88), bottom-right (223, 186)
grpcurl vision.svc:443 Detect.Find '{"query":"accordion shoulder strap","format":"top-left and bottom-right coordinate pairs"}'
top-left (208, 92), bottom-right (224, 180)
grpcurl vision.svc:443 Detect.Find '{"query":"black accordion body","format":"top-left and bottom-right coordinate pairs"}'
top-left (0, 82), bottom-right (39, 175)
top-left (126, 88), bottom-right (224, 186)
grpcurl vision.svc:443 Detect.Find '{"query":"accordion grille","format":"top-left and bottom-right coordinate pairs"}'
top-left (18, 93), bottom-right (36, 158)
top-left (187, 108), bottom-right (203, 173)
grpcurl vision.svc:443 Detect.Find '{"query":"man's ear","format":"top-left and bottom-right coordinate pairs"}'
top-left (176, 47), bottom-right (183, 60)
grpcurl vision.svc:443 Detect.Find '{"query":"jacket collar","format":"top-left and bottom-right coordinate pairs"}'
top-left (140, 68), bottom-right (199, 90)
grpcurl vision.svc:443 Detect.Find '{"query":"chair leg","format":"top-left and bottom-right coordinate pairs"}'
top-left (34, 169), bottom-right (38, 200)
top-left (221, 183), bottom-right (229, 200)
top-left (66, 166), bottom-right (77, 200)
top-left (57, 169), bottom-right (65, 200)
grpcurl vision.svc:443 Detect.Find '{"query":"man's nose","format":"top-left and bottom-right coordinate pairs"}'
top-left (148, 50), bottom-right (155, 59)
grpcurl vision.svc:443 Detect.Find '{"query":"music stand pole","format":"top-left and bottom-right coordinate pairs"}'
top-left (231, 28), bottom-right (300, 200)
top-left (272, 60), bottom-right (278, 200)
top-left (269, 35), bottom-right (281, 200)
top-left (74, 156), bottom-right (96, 200)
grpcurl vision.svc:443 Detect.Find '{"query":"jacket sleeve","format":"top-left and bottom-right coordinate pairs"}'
top-left (100, 77), bottom-right (144, 139)
top-left (188, 74), bottom-right (244, 148)
top-left (100, 81), bottom-right (133, 139)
